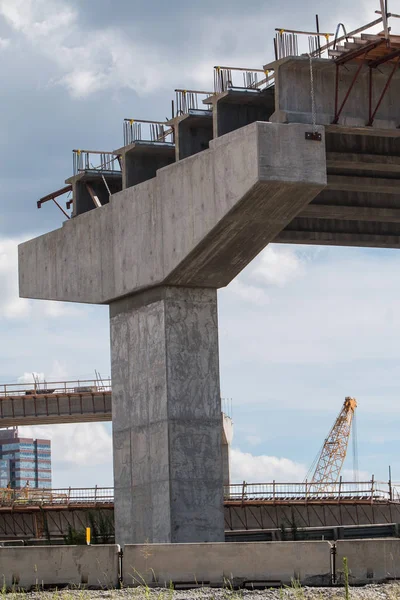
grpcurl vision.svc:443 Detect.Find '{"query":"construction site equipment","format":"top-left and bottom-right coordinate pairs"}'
top-left (307, 397), bottom-right (358, 492)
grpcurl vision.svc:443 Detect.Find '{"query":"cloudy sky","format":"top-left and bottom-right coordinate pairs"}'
top-left (0, 0), bottom-right (397, 490)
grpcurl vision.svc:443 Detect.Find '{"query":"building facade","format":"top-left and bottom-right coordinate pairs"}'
top-left (0, 428), bottom-right (51, 488)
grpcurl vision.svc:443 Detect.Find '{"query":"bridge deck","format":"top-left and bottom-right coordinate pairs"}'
top-left (0, 379), bottom-right (112, 426)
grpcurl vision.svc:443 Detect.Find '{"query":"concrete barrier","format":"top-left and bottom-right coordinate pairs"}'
top-left (0, 544), bottom-right (120, 589)
top-left (123, 541), bottom-right (333, 587)
top-left (336, 539), bottom-right (400, 584)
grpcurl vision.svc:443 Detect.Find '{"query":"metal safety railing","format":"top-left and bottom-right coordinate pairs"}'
top-left (0, 378), bottom-right (112, 398)
top-left (123, 119), bottom-right (174, 146)
top-left (0, 486), bottom-right (114, 507)
top-left (213, 65), bottom-right (274, 94)
top-left (273, 15), bottom-right (392, 60)
top-left (224, 479), bottom-right (394, 503)
top-left (174, 89), bottom-right (213, 116)
top-left (72, 150), bottom-right (121, 176)
top-left (0, 481), bottom-right (397, 509)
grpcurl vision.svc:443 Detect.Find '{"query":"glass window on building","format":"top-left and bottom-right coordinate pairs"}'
top-left (0, 429), bottom-right (51, 489)
top-left (0, 459), bottom-right (10, 487)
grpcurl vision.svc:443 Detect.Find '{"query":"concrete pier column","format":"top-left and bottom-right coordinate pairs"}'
top-left (110, 286), bottom-right (224, 546)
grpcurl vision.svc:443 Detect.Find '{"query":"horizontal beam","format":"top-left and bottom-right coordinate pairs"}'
top-left (326, 125), bottom-right (400, 138)
top-left (300, 204), bottom-right (400, 223)
top-left (327, 152), bottom-right (400, 173)
top-left (327, 174), bottom-right (400, 194)
top-left (37, 185), bottom-right (72, 207)
top-left (275, 230), bottom-right (400, 248)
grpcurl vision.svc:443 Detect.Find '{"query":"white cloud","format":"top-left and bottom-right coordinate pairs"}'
top-left (231, 447), bottom-right (306, 482)
top-left (18, 371), bottom-right (45, 384)
top-left (0, 37), bottom-right (9, 48)
top-left (0, 0), bottom-right (76, 37)
top-left (251, 246), bottom-right (306, 287)
top-left (0, 236), bottom-right (31, 318)
top-left (20, 422), bottom-right (112, 476)
top-left (0, 234), bottom-right (88, 321)
top-left (0, 0), bottom-right (183, 98)
top-left (220, 246), bottom-right (400, 376)
top-left (228, 279), bottom-right (269, 306)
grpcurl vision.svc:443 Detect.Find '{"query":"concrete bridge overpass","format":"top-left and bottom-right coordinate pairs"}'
top-left (0, 379), bottom-right (112, 427)
top-left (0, 378), bottom-right (234, 488)
top-left (18, 21), bottom-right (400, 545)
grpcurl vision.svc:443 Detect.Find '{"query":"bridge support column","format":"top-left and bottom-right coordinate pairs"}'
top-left (110, 286), bottom-right (224, 546)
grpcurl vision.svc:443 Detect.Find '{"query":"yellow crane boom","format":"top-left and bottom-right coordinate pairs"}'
top-left (309, 396), bottom-right (357, 491)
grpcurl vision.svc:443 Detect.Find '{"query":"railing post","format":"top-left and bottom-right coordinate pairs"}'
top-left (241, 480), bottom-right (246, 506)
top-left (371, 474), bottom-right (375, 505)
top-left (94, 485), bottom-right (98, 505)
top-left (273, 479), bottom-right (276, 503)
top-left (305, 479), bottom-right (308, 503)
top-left (338, 476), bottom-right (342, 502)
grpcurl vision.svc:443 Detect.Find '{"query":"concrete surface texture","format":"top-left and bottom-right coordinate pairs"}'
top-left (123, 541), bottom-right (333, 586)
top-left (167, 112), bottom-right (213, 161)
top-left (207, 88), bottom-right (276, 138)
top-left (18, 121), bottom-right (326, 304)
top-left (224, 501), bottom-right (400, 531)
top-left (115, 142), bottom-right (175, 190)
top-left (1, 539), bottom-right (400, 588)
top-left (267, 56), bottom-right (400, 128)
top-left (110, 287), bottom-right (224, 545)
top-left (0, 544), bottom-right (120, 589)
top-left (336, 539), bottom-right (400, 584)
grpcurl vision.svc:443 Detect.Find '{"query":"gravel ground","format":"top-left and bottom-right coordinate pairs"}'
top-left (9, 584), bottom-right (400, 600)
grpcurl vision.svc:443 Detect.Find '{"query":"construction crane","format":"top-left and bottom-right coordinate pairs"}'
top-left (306, 397), bottom-right (358, 492)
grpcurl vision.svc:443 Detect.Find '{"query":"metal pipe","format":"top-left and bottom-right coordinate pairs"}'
top-left (379, 0), bottom-right (390, 40)
top-left (312, 17), bottom-right (383, 57)
top-left (214, 65), bottom-right (265, 73)
top-left (122, 119), bottom-right (167, 126)
top-left (275, 27), bottom-right (334, 36)
top-left (174, 88), bottom-right (213, 95)
top-left (72, 149), bottom-right (119, 155)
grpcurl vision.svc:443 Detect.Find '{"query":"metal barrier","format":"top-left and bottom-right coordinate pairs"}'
top-left (0, 378), bottom-right (112, 398)
top-left (0, 486), bottom-right (113, 507)
top-left (224, 479), bottom-right (393, 503)
top-left (123, 119), bottom-right (174, 146)
top-left (174, 89), bottom-right (213, 116)
top-left (273, 16), bottom-right (387, 60)
top-left (0, 481), bottom-right (395, 508)
top-left (72, 150), bottom-right (121, 176)
top-left (213, 65), bottom-right (274, 94)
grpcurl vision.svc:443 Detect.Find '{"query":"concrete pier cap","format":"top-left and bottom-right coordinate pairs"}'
top-left (19, 120), bottom-right (326, 546)
top-left (19, 121), bottom-right (326, 304)
top-left (267, 56), bottom-right (400, 129)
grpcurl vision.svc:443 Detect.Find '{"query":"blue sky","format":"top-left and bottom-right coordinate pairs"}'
top-left (0, 0), bottom-right (396, 489)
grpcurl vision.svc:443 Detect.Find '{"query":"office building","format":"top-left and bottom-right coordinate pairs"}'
top-left (0, 428), bottom-right (51, 488)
